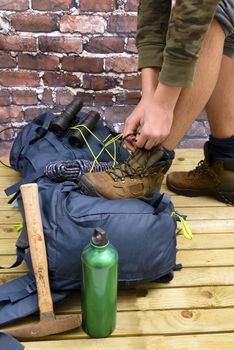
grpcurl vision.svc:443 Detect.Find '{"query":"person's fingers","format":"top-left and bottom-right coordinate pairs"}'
top-left (123, 139), bottom-right (136, 152)
top-left (123, 116), bottom-right (140, 138)
top-left (144, 139), bottom-right (157, 150)
top-left (134, 133), bottom-right (148, 148)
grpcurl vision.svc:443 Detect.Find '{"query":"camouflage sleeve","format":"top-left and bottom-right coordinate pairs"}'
top-left (137, 0), bottom-right (220, 87)
top-left (136, 0), bottom-right (172, 70)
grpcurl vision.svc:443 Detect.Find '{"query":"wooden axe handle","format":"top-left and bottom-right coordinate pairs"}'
top-left (20, 183), bottom-right (53, 315)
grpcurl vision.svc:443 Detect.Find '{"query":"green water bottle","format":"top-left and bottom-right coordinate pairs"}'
top-left (81, 227), bottom-right (118, 338)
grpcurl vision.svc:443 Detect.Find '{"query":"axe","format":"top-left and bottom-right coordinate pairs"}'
top-left (3, 183), bottom-right (81, 338)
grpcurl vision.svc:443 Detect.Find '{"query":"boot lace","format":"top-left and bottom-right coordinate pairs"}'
top-left (108, 132), bottom-right (146, 182)
top-left (188, 160), bottom-right (210, 176)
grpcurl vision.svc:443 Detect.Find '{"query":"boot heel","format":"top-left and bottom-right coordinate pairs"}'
top-left (218, 192), bottom-right (234, 205)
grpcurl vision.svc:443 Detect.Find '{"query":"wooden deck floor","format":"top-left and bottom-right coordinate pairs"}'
top-left (0, 149), bottom-right (234, 349)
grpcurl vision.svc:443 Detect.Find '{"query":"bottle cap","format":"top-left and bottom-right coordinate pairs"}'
top-left (91, 227), bottom-right (108, 246)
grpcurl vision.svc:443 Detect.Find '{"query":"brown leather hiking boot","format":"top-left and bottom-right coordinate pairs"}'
top-left (79, 145), bottom-right (172, 199)
top-left (166, 143), bottom-right (234, 205)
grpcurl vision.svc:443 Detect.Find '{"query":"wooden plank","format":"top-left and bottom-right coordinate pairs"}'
top-left (1, 220), bottom-right (233, 241)
top-left (1, 263), bottom-right (234, 288)
top-left (177, 234), bottom-right (234, 249)
top-left (22, 333), bottom-right (234, 350)
top-left (172, 195), bottom-right (228, 207)
top-left (2, 233), bottom-right (234, 253)
top-left (1, 266), bottom-right (234, 288)
top-left (0, 177), bottom-right (22, 187)
top-left (0, 210), bottom-right (22, 224)
top-left (1, 248), bottom-right (234, 268)
top-left (10, 308), bottom-right (234, 339)
top-left (0, 199), bottom-right (18, 210)
top-left (0, 224), bottom-right (20, 238)
top-left (187, 220), bottom-right (234, 233)
top-left (143, 266), bottom-right (234, 288)
top-left (0, 167), bottom-right (20, 177)
top-left (0, 272), bottom-right (26, 285)
top-left (55, 285), bottom-right (234, 313)
top-left (178, 249), bottom-right (234, 267)
top-left (0, 238), bottom-right (21, 254)
top-left (0, 256), bottom-right (28, 272)
top-left (177, 207), bottom-right (234, 220)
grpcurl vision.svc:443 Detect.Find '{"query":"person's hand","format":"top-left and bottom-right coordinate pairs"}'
top-left (123, 82), bottom-right (181, 151)
top-left (123, 96), bottom-right (174, 151)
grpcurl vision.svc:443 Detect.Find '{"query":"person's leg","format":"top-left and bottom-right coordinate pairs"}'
top-left (166, 1), bottom-right (234, 204)
top-left (162, 19), bottom-right (225, 151)
top-left (206, 54), bottom-right (234, 138)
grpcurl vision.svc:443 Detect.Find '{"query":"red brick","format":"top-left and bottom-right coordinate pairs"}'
top-left (43, 72), bottom-right (81, 87)
top-left (125, 0), bottom-right (138, 12)
top-left (86, 36), bottom-right (124, 53)
top-left (55, 89), bottom-right (76, 106)
top-left (105, 56), bottom-right (137, 73)
top-left (83, 75), bottom-right (116, 90)
top-left (95, 92), bottom-right (113, 106)
top-left (32, 0), bottom-right (73, 11)
top-left (18, 54), bottom-right (59, 71)
top-left (0, 53), bottom-right (16, 68)
top-left (60, 15), bottom-right (105, 34)
top-left (104, 105), bottom-right (135, 123)
top-left (204, 120), bottom-right (211, 135)
top-left (0, 0), bottom-right (29, 11)
top-left (0, 35), bottom-right (36, 52)
top-left (79, 0), bottom-right (115, 12)
top-left (0, 89), bottom-right (10, 106)
top-left (76, 92), bottom-right (94, 105)
top-left (197, 109), bottom-right (208, 121)
top-left (62, 56), bottom-right (104, 73)
top-left (11, 14), bottom-right (57, 32)
top-left (126, 38), bottom-right (137, 53)
top-left (123, 75), bottom-right (141, 89)
top-left (0, 106), bottom-right (24, 122)
top-left (24, 107), bottom-right (49, 121)
top-left (0, 71), bottom-right (40, 87)
top-left (178, 139), bottom-right (205, 149)
top-left (0, 141), bottom-right (12, 157)
top-left (40, 89), bottom-right (53, 104)
top-left (0, 124), bottom-right (15, 141)
top-left (12, 90), bottom-right (38, 105)
top-left (115, 91), bottom-right (141, 105)
top-left (56, 90), bottom-right (94, 106)
top-left (39, 36), bottom-right (82, 53)
top-left (186, 121), bottom-right (207, 137)
top-left (107, 15), bottom-right (137, 33)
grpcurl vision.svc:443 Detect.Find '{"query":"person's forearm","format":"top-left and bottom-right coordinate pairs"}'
top-left (141, 68), bottom-right (181, 110)
top-left (141, 67), bottom-right (160, 99)
top-left (153, 82), bottom-right (181, 110)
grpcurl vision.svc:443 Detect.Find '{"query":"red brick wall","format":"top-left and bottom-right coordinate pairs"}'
top-left (0, 0), bottom-right (208, 155)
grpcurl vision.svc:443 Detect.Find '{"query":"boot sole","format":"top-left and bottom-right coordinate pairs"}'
top-left (166, 180), bottom-right (234, 205)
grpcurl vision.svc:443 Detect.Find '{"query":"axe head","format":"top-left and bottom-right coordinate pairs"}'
top-left (2, 314), bottom-right (81, 339)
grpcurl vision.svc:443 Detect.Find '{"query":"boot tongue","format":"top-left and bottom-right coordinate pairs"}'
top-left (110, 145), bottom-right (164, 178)
top-left (128, 145), bottom-right (164, 169)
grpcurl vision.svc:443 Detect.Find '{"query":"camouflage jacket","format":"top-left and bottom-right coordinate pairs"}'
top-left (137, 0), bottom-right (220, 87)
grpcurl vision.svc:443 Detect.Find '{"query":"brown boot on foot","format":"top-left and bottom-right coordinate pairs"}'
top-left (166, 143), bottom-right (234, 205)
top-left (79, 145), bottom-right (172, 200)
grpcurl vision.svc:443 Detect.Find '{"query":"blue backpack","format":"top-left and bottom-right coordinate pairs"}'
top-left (1, 111), bottom-right (181, 328)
